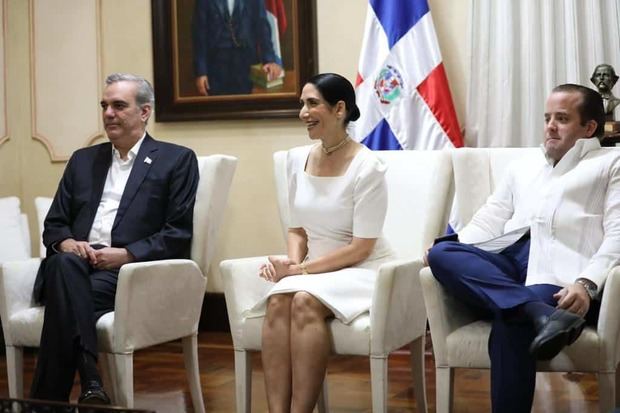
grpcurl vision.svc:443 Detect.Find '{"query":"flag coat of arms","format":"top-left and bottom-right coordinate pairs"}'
top-left (354, 0), bottom-right (463, 150)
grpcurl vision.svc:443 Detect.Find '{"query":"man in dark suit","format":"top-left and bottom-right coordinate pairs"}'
top-left (192, 0), bottom-right (283, 95)
top-left (30, 73), bottom-right (199, 405)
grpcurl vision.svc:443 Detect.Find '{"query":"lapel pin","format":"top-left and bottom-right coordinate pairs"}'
top-left (144, 156), bottom-right (152, 164)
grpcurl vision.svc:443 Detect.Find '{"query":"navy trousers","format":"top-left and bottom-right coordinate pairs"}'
top-left (30, 252), bottom-right (117, 401)
top-left (428, 238), bottom-right (599, 413)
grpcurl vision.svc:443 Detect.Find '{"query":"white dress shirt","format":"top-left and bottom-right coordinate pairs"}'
top-left (87, 135), bottom-right (145, 246)
top-left (458, 138), bottom-right (620, 292)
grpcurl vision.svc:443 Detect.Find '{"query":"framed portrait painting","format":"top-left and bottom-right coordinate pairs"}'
top-left (151, 0), bottom-right (318, 122)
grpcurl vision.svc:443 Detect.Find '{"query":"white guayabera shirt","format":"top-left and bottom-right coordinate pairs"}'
top-left (459, 138), bottom-right (620, 293)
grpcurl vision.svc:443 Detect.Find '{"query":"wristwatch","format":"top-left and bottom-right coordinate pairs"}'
top-left (576, 278), bottom-right (598, 300)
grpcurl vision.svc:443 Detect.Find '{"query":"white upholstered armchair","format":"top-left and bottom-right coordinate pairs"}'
top-left (0, 154), bottom-right (237, 412)
top-left (420, 147), bottom-right (620, 413)
top-left (220, 149), bottom-right (454, 412)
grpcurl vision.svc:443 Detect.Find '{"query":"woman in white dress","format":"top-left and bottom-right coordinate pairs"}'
top-left (258, 73), bottom-right (395, 413)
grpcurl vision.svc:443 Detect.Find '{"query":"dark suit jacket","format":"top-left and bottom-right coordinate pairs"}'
top-left (192, 0), bottom-right (278, 77)
top-left (33, 134), bottom-right (199, 302)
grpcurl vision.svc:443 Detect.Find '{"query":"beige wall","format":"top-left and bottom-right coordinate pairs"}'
top-left (0, 0), bottom-right (468, 292)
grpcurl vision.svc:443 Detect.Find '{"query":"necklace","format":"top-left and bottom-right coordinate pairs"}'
top-left (321, 136), bottom-right (350, 155)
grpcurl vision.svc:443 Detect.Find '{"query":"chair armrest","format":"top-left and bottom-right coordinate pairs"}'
top-left (111, 259), bottom-right (206, 352)
top-left (419, 266), bottom-right (480, 364)
top-left (0, 258), bottom-right (42, 344)
top-left (0, 258), bottom-right (41, 315)
top-left (220, 256), bottom-right (274, 345)
top-left (369, 258), bottom-right (427, 355)
top-left (597, 265), bottom-right (620, 369)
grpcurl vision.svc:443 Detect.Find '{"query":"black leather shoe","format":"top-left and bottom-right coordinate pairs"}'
top-left (78, 380), bottom-right (111, 406)
top-left (529, 309), bottom-right (585, 360)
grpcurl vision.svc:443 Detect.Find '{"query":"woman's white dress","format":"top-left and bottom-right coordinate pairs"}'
top-left (247, 144), bottom-right (396, 323)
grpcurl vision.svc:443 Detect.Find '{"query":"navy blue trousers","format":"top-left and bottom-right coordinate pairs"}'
top-left (428, 238), bottom-right (599, 413)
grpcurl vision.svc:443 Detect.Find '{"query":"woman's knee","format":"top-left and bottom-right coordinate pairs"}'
top-left (265, 294), bottom-right (293, 318)
top-left (291, 292), bottom-right (330, 325)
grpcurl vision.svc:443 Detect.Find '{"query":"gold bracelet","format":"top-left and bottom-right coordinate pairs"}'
top-left (299, 261), bottom-right (309, 275)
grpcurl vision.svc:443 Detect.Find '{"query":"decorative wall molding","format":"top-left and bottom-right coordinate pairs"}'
top-left (30, 0), bottom-right (104, 162)
top-left (0, 0), bottom-right (8, 148)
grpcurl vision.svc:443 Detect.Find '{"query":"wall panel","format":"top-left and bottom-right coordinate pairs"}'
top-left (30, 0), bottom-right (103, 161)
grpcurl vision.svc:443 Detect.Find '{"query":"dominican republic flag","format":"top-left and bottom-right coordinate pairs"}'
top-left (354, 0), bottom-right (463, 150)
top-left (264, 0), bottom-right (287, 66)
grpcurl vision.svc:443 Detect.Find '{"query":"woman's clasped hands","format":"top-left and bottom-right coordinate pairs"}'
top-left (259, 256), bottom-right (296, 282)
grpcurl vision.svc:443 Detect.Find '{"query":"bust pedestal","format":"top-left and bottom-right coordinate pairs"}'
top-left (601, 121), bottom-right (620, 147)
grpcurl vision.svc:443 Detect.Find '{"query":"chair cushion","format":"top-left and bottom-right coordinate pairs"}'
top-left (95, 312), bottom-right (115, 352)
top-left (240, 317), bottom-right (263, 350)
top-left (9, 307), bottom-right (44, 347)
top-left (539, 326), bottom-right (601, 372)
top-left (446, 320), bottom-right (601, 372)
top-left (446, 320), bottom-right (491, 368)
top-left (0, 197), bottom-right (30, 262)
top-left (330, 315), bottom-right (371, 355)
top-left (9, 308), bottom-right (120, 355)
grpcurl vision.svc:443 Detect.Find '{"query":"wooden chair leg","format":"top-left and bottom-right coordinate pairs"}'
top-left (234, 349), bottom-right (252, 413)
top-left (409, 336), bottom-right (428, 413)
top-left (183, 334), bottom-right (206, 413)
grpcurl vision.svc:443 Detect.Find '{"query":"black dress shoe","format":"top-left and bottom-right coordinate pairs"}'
top-left (529, 309), bottom-right (585, 360)
top-left (78, 381), bottom-right (111, 406)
